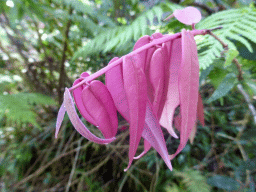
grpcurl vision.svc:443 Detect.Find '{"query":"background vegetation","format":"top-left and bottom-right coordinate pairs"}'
top-left (0, 0), bottom-right (256, 191)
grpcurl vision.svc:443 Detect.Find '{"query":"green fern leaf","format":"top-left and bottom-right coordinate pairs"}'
top-left (197, 7), bottom-right (256, 69)
top-left (0, 93), bottom-right (55, 127)
top-left (72, 2), bottom-right (182, 61)
top-left (165, 183), bottom-right (182, 192)
top-left (174, 169), bottom-right (211, 192)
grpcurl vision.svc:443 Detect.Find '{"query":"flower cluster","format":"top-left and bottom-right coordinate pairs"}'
top-left (55, 7), bottom-right (206, 171)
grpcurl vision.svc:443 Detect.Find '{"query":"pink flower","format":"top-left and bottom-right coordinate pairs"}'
top-left (55, 7), bottom-right (206, 172)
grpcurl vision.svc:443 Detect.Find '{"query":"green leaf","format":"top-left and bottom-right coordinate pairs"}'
top-left (224, 49), bottom-right (239, 67)
top-left (236, 158), bottom-right (256, 174)
top-left (0, 93), bottom-right (56, 126)
top-left (246, 80), bottom-right (256, 95)
top-left (207, 175), bottom-right (241, 190)
top-left (207, 73), bottom-right (238, 103)
top-left (174, 169), bottom-right (211, 192)
top-left (197, 7), bottom-right (256, 68)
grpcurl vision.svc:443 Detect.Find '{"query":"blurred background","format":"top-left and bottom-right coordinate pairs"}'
top-left (1, 0), bottom-right (256, 191)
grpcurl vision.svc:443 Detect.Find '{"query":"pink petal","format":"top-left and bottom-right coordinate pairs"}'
top-left (145, 33), bottom-right (164, 73)
top-left (73, 78), bottom-right (98, 126)
top-left (80, 72), bottom-right (90, 78)
top-left (133, 35), bottom-right (151, 71)
top-left (173, 7), bottom-right (202, 25)
top-left (133, 139), bottom-right (151, 159)
top-left (174, 112), bottom-right (181, 132)
top-left (105, 57), bottom-right (154, 160)
top-left (123, 54), bottom-right (147, 171)
top-left (63, 88), bottom-right (116, 144)
top-left (189, 123), bottom-right (197, 144)
top-left (147, 47), bottom-right (165, 115)
top-left (156, 43), bottom-right (171, 119)
top-left (170, 29), bottom-right (199, 160)
top-left (105, 58), bottom-right (130, 121)
top-left (159, 38), bottom-right (181, 139)
top-left (82, 80), bottom-right (118, 138)
top-left (55, 102), bottom-right (66, 138)
top-left (141, 101), bottom-right (173, 170)
top-left (151, 32), bottom-right (163, 40)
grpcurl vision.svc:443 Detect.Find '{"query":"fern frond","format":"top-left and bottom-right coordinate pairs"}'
top-left (173, 169), bottom-right (211, 192)
top-left (197, 7), bottom-right (256, 69)
top-left (72, 2), bottom-right (182, 61)
top-left (0, 93), bottom-right (55, 126)
top-left (165, 183), bottom-right (182, 192)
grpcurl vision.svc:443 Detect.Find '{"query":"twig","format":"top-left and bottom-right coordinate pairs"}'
top-left (149, 151), bottom-right (160, 192)
top-left (207, 30), bottom-right (228, 49)
top-left (118, 152), bottom-right (152, 192)
top-left (233, 59), bottom-right (243, 81)
top-left (207, 30), bottom-right (243, 80)
top-left (13, 142), bottom-right (91, 189)
top-left (58, 7), bottom-right (73, 105)
top-left (65, 139), bottom-right (82, 192)
top-left (237, 84), bottom-right (256, 124)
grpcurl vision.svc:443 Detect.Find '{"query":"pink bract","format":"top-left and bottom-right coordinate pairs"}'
top-left (55, 8), bottom-right (207, 172)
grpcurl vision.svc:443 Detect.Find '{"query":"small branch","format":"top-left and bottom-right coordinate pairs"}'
top-left (237, 84), bottom-right (256, 124)
top-left (207, 30), bottom-right (228, 49)
top-left (13, 141), bottom-right (91, 189)
top-left (233, 58), bottom-right (243, 81)
top-left (58, 7), bottom-right (73, 105)
top-left (65, 139), bottom-right (82, 192)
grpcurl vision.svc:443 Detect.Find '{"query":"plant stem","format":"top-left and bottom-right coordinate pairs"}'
top-left (58, 7), bottom-right (73, 105)
top-left (65, 139), bottom-right (82, 192)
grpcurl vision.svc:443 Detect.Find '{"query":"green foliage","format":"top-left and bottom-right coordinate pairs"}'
top-left (224, 48), bottom-right (239, 67)
top-left (165, 169), bottom-right (211, 192)
top-left (197, 7), bottom-right (256, 68)
top-left (207, 73), bottom-right (238, 103)
top-left (0, 93), bottom-right (55, 126)
top-left (72, 2), bottom-right (182, 61)
top-left (207, 175), bottom-right (241, 190)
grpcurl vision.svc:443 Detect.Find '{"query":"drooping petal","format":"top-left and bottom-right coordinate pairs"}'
top-left (133, 138), bottom-right (151, 159)
top-left (197, 92), bottom-right (205, 126)
top-left (170, 29), bottom-right (199, 160)
top-left (123, 54), bottom-right (147, 171)
top-left (189, 123), bottom-right (197, 144)
top-left (174, 112), bottom-right (181, 132)
top-left (63, 88), bottom-right (116, 144)
top-left (145, 33), bottom-right (164, 73)
top-left (106, 57), bottom-right (153, 160)
top-left (146, 48), bottom-right (164, 104)
top-left (133, 36), bottom-right (151, 71)
top-left (189, 92), bottom-right (204, 144)
top-left (105, 57), bottom-right (130, 121)
top-left (133, 34), bottom-right (171, 158)
top-left (82, 80), bottom-right (118, 138)
top-left (140, 101), bottom-right (173, 171)
top-left (55, 102), bottom-right (66, 138)
top-left (159, 38), bottom-right (181, 139)
top-left (73, 75), bottom-right (98, 126)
